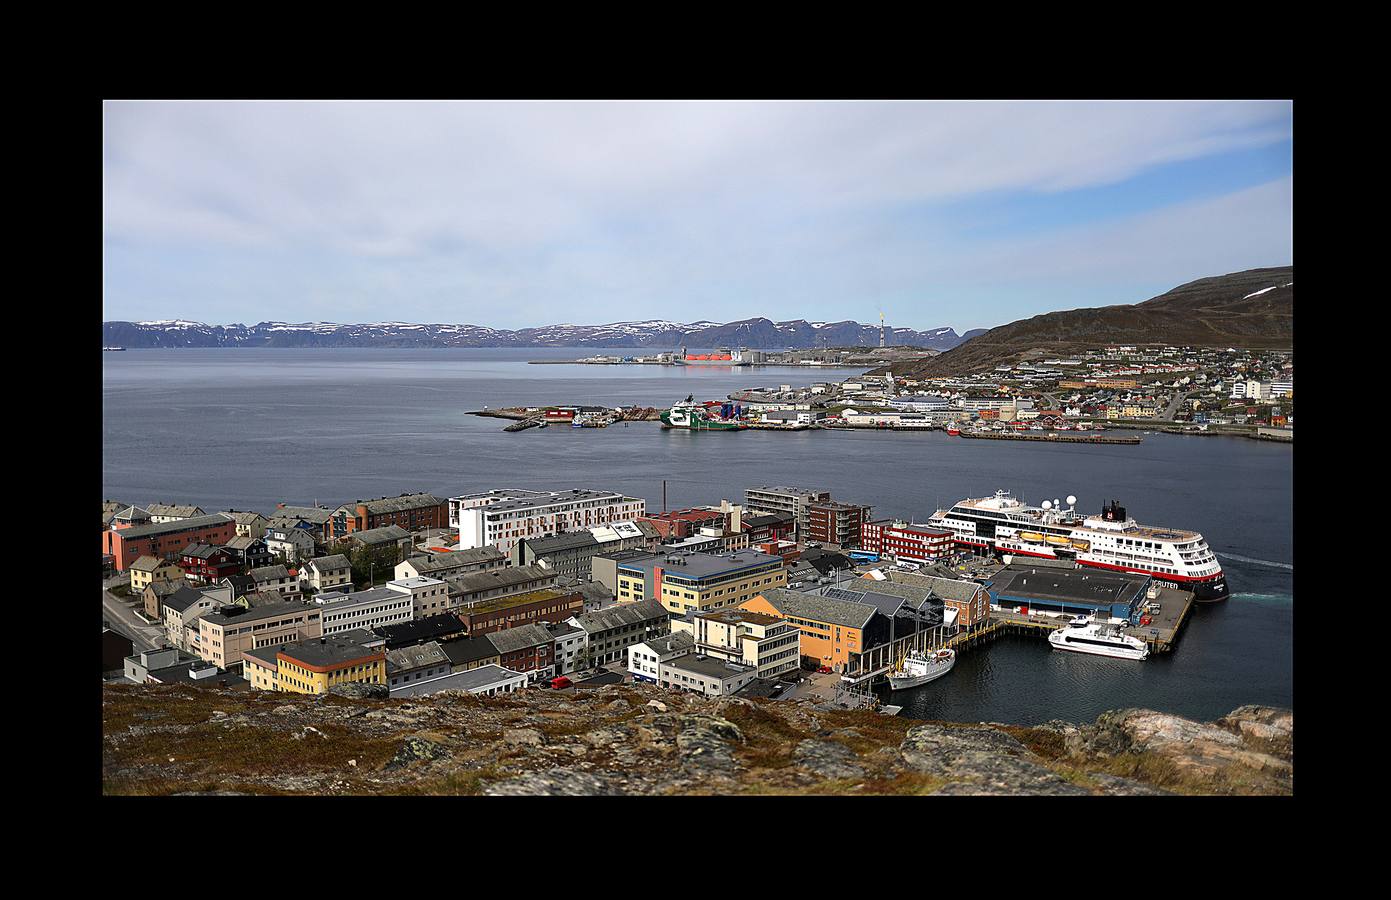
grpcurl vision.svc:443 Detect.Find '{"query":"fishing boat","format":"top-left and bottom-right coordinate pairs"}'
top-left (1048, 616), bottom-right (1149, 660)
top-left (887, 648), bottom-right (955, 689)
top-left (659, 396), bottom-right (746, 431)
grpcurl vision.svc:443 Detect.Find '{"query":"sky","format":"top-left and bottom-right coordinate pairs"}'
top-left (103, 100), bottom-right (1293, 333)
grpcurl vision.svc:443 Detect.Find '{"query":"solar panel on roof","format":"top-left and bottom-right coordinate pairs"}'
top-left (822, 587), bottom-right (867, 602)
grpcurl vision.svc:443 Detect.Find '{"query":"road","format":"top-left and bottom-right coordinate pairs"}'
top-left (101, 575), bottom-right (164, 653)
top-left (1158, 389), bottom-right (1197, 421)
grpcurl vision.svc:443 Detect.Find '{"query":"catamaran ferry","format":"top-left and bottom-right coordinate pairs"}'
top-left (928, 491), bottom-right (1227, 602)
top-left (1048, 616), bottom-right (1149, 660)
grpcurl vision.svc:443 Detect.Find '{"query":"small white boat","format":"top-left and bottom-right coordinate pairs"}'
top-left (887, 648), bottom-right (956, 689)
top-left (1048, 617), bottom-right (1148, 660)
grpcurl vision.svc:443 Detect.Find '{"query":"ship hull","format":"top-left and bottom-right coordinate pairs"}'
top-left (887, 653), bottom-right (955, 690)
top-left (1048, 630), bottom-right (1148, 661)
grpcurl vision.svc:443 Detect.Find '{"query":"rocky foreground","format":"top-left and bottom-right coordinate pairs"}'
top-left (102, 683), bottom-right (1292, 796)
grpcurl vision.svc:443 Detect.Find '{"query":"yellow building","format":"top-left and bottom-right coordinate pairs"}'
top-left (616, 549), bottom-right (786, 615)
top-left (242, 632), bottom-right (386, 694)
top-left (128, 555), bottom-right (183, 593)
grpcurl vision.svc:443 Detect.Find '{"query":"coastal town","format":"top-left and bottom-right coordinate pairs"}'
top-left (484, 344), bottom-right (1294, 442)
top-left (102, 473), bottom-right (1226, 714)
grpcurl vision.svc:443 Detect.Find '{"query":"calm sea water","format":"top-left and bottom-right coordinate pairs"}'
top-left (103, 348), bottom-right (1293, 724)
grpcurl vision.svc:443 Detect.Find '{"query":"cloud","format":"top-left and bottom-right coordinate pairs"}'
top-left (102, 100), bottom-right (1293, 328)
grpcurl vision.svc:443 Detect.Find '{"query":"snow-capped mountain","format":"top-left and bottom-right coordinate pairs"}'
top-left (102, 318), bottom-right (980, 351)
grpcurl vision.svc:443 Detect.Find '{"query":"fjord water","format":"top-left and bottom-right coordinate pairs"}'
top-left (103, 348), bottom-right (1293, 724)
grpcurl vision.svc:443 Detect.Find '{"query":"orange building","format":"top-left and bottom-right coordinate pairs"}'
top-left (739, 588), bottom-right (876, 672)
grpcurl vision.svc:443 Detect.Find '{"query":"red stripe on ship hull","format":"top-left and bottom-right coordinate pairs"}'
top-left (996, 547), bottom-right (1057, 559)
top-left (1076, 558), bottom-right (1223, 583)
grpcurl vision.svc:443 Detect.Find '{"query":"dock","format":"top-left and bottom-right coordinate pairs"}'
top-left (958, 431), bottom-right (1142, 445)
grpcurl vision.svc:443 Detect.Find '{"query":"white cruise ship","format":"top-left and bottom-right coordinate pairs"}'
top-left (927, 490), bottom-right (1227, 602)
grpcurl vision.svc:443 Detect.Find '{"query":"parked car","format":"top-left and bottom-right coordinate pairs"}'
top-left (817, 665), bottom-right (832, 674)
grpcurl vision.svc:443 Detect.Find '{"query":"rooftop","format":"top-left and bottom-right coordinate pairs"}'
top-left (385, 641), bottom-right (450, 674)
top-left (389, 664), bottom-right (525, 698)
top-left (665, 654), bottom-right (755, 680)
top-left (986, 565), bottom-right (1150, 607)
top-left (461, 587), bottom-right (576, 614)
top-left (375, 614), bottom-right (467, 647)
top-left (617, 549), bottom-right (782, 582)
top-left (274, 630), bottom-right (384, 669)
top-left (345, 493), bottom-right (445, 515)
top-left (486, 622), bottom-right (556, 654)
top-left (342, 524), bottom-right (411, 545)
top-left (115, 514), bottom-right (234, 541)
top-left (572, 598), bottom-right (670, 633)
top-left (755, 587), bottom-right (877, 630)
top-left (201, 600), bottom-right (316, 627)
top-left (403, 546), bottom-right (506, 572)
top-left (452, 564), bottom-right (556, 595)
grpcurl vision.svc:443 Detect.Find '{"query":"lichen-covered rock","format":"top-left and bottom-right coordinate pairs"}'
top-left (933, 779), bottom-right (1090, 796)
top-left (328, 682), bottom-right (388, 700)
top-left (793, 739), bottom-right (865, 780)
top-left (484, 769), bottom-right (626, 796)
top-left (1072, 708), bottom-right (1292, 781)
top-left (503, 727), bottom-right (545, 747)
top-left (1089, 773), bottom-right (1173, 796)
top-left (1216, 706), bottom-right (1293, 759)
top-left (386, 736), bottom-right (450, 770)
top-left (900, 723), bottom-right (1082, 793)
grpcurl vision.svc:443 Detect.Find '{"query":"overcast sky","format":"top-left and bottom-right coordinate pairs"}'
top-left (103, 100), bottom-right (1293, 332)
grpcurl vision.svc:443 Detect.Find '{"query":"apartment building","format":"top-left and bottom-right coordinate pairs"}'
top-left (449, 488), bottom-right (646, 553)
top-left (670, 608), bottom-right (800, 678)
top-left (249, 564), bottom-right (302, 600)
top-left (103, 514), bottom-right (237, 572)
top-left (568, 599), bottom-right (671, 666)
top-left (196, 601), bottom-right (323, 669)
top-left (628, 634), bottom-right (759, 697)
top-left (330, 493), bottom-right (449, 539)
top-left (128, 555), bottom-right (183, 593)
top-left (394, 546), bottom-right (506, 581)
top-left (147, 503), bottom-right (206, 523)
top-left (806, 501), bottom-right (872, 550)
top-left (451, 564), bottom-right (558, 608)
top-left (385, 642), bottom-right (452, 691)
top-left (300, 554), bottom-right (352, 592)
top-left (313, 585), bottom-right (414, 635)
top-left (611, 549), bottom-right (786, 615)
top-left (389, 576), bottom-right (452, 618)
top-left (243, 630), bottom-right (385, 695)
top-left (223, 510), bottom-right (269, 539)
top-left (861, 521), bottom-right (955, 563)
top-left (744, 486), bottom-right (830, 540)
top-left (455, 588), bottom-right (584, 635)
top-left (740, 588), bottom-right (877, 673)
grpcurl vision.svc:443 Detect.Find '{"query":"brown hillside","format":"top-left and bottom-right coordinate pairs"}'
top-left (884, 266), bottom-right (1292, 377)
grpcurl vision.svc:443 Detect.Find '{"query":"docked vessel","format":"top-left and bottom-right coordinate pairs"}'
top-left (677, 346), bottom-right (748, 366)
top-left (102, 346), bottom-right (126, 351)
top-left (928, 491), bottom-right (1227, 601)
top-left (887, 648), bottom-right (956, 689)
top-left (659, 396), bottom-right (747, 431)
top-left (1048, 616), bottom-right (1149, 660)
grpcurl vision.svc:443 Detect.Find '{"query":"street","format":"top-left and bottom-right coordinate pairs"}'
top-left (101, 575), bottom-right (164, 653)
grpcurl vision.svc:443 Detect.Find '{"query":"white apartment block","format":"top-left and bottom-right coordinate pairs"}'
top-left (313, 586), bottom-right (414, 635)
top-left (449, 489), bottom-right (646, 553)
top-left (388, 576), bottom-right (453, 618)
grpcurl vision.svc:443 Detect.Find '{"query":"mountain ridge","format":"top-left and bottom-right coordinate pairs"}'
top-left (876, 267), bottom-right (1293, 377)
top-left (102, 317), bottom-right (987, 351)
